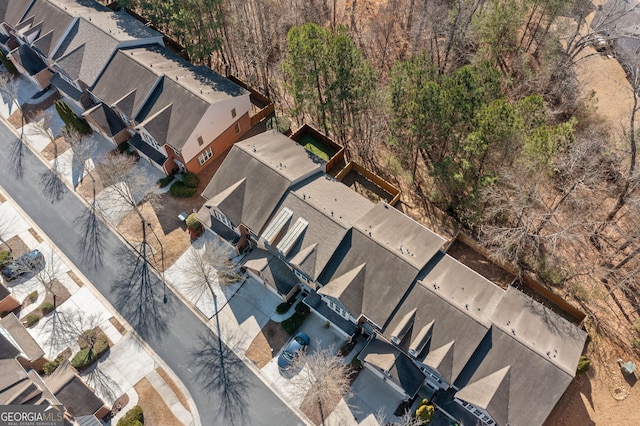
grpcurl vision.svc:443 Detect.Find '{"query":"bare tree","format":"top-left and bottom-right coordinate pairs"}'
top-left (112, 242), bottom-right (172, 340)
top-left (66, 129), bottom-right (106, 269)
top-left (290, 346), bottom-right (352, 426)
top-left (191, 328), bottom-right (248, 426)
top-left (179, 237), bottom-right (242, 310)
top-left (30, 115), bottom-right (67, 204)
top-left (41, 310), bottom-right (104, 363)
top-left (33, 247), bottom-right (66, 308)
top-left (0, 72), bottom-right (27, 179)
top-left (95, 151), bottom-right (160, 224)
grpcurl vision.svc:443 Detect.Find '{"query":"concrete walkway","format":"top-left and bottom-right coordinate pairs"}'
top-left (1, 192), bottom-right (196, 425)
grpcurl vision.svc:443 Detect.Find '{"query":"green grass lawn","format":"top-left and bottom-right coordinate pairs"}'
top-left (298, 134), bottom-right (336, 161)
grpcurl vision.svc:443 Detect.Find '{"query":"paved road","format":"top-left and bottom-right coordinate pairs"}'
top-left (0, 123), bottom-right (303, 426)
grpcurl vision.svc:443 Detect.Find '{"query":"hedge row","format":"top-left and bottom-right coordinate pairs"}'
top-left (55, 100), bottom-right (91, 135)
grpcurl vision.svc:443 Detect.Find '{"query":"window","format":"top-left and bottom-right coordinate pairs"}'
top-left (214, 210), bottom-right (233, 228)
top-left (198, 147), bottom-right (213, 165)
top-left (197, 136), bottom-right (204, 146)
top-left (141, 131), bottom-right (161, 150)
top-left (231, 108), bottom-right (237, 118)
top-left (294, 268), bottom-right (309, 283)
top-left (234, 123), bottom-right (241, 134)
top-left (119, 111), bottom-right (131, 125)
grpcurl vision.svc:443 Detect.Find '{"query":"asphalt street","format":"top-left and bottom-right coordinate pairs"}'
top-left (0, 122), bottom-right (303, 426)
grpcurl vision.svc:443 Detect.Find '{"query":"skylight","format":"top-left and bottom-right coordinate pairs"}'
top-left (277, 218), bottom-right (309, 255)
top-left (262, 207), bottom-right (293, 245)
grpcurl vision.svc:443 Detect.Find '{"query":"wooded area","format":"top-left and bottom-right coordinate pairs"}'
top-left (112, 0), bottom-right (640, 361)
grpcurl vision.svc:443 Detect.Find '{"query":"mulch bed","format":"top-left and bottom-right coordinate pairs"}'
top-left (245, 320), bottom-right (290, 368)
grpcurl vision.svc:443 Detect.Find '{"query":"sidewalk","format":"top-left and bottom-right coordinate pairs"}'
top-left (0, 190), bottom-right (196, 425)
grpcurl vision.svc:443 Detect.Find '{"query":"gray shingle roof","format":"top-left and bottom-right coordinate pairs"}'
top-left (53, 18), bottom-right (118, 86)
top-left (359, 336), bottom-right (426, 398)
top-left (242, 249), bottom-right (299, 296)
top-left (201, 132), bottom-right (323, 233)
top-left (0, 313), bottom-right (45, 362)
top-left (418, 254), bottom-right (504, 327)
top-left (17, 0), bottom-right (75, 57)
top-left (45, 360), bottom-right (105, 417)
top-left (454, 325), bottom-right (577, 426)
top-left (264, 174), bottom-right (373, 281)
top-left (352, 202), bottom-right (446, 270)
top-left (84, 102), bottom-right (127, 136)
top-left (382, 280), bottom-right (492, 385)
top-left (318, 229), bottom-right (422, 328)
top-left (489, 286), bottom-right (587, 376)
top-left (0, 0), bottom-right (30, 27)
top-left (90, 49), bottom-right (158, 118)
top-left (10, 44), bottom-right (47, 75)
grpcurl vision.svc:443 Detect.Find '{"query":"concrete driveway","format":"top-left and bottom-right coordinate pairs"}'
top-left (347, 368), bottom-right (404, 424)
top-left (296, 310), bottom-right (347, 356)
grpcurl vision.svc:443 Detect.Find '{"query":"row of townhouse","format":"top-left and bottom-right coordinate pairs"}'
top-left (196, 131), bottom-right (588, 426)
top-left (0, 0), bottom-right (250, 175)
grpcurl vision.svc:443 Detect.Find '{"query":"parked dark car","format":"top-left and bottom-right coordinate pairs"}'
top-left (278, 332), bottom-right (310, 370)
top-left (1, 249), bottom-right (45, 281)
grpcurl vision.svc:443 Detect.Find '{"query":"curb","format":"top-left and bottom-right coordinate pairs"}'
top-left (0, 115), bottom-right (202, 425)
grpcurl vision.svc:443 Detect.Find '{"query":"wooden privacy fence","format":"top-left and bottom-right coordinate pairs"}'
top-left (290, 124), bottom-right (345, 172)
top-left (335, 161), bottom-right (401, 206)
top-left (451, 232), bottom-right (587, 325)
top-left (226, 75), bottom-right (274, 125)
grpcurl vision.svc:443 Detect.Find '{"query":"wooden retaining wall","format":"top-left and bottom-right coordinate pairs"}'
top-left (335, 161), bottom-right (401, 206)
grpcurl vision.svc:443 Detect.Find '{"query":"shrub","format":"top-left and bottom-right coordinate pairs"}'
top-left (276, 302), bottom-right (291, 314)
top-left (181, 172), bottom-right (200, 188)
top-left (635, 317), bottom-right (640, 334)
top-left (295, 302), bottom-right (310, 315)
top-left (78, 328), bottom-right (110, 357)
top-left (41, 301), bottom-right (54, 315)
top-left (43, 355), bottom-right (64, 375)
top-left (117, 141), bottom-right (130, 154)
top-left (281, 307), bottom-right (309, 335)
top-left (170, 181), bottom-right (197, 197)
top-left (576, 355), bottom-right (591, 374)
top-left (1, 311), bottom-right (10, 318)
top-left (415, 398), bottom-right (434, 424)
top-left (71, 348), bottom-right (96, 371)
top-left (0, 251), bottom-right (12, 267)
top-left (25, 314), bottom-right (40, 327)
top-left (28, 291), bottom-right (38, 302)
top-left (158, 175), bottom-right (174, 188)
top-left (632, 338), bottom-right (640, 349)
top-left (350, 356), bottom-right (362, 370)
top-left (117, 405), bottom-right (144, 426)
top-left (185, 213), bottom-right (202, 230)
top-left (0, 50), bottom-right (18, 74)
top-left (54, 100), bottom-right (91, 135)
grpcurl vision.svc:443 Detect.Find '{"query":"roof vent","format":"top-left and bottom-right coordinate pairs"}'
top-left (465, 304), bottom-right (469, 310)
top-left (399, 245), bottom-right (404, 253)
top-left (252, 146), bottom-right (257, 152)
top-left (303, 194), bottom-right (306, 200)
top-left (511, 328), bottom-right (516, 335)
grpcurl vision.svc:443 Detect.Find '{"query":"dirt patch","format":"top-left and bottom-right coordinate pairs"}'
top-left (8, 110), bottom-right (24, 128)
top-left (41, 136), bottom-right (71, 162)
top-left (67, 270), bottom-right (84, 287)
top-left (300, 386), bottom-right (344, 426)
top-left (245, 320), bottom-right (290, 368)
top-left (340, 169), bottom-right (393, 204)
top-left (116, 202), bottom-right (191, 270)
top-left (156, 367), bottom-right (190, 412)
top-left (133, 377), bottom-right (183, 426)
top-left (110, 392), bottom-right (130, 417)
top-left (109, 317), bottom-right (127, 335)
top-left (545, 332), bottom-right (640, 426)
top-left (28, 228), bottom-right (43, 243)
top-left (45, 278), bottom-right (72, 308)
top-left (0, 235), bottom-right (29, 256)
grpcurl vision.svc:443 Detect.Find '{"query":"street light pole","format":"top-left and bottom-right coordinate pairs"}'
top-left (147, 222), bottom-right (167, 304)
